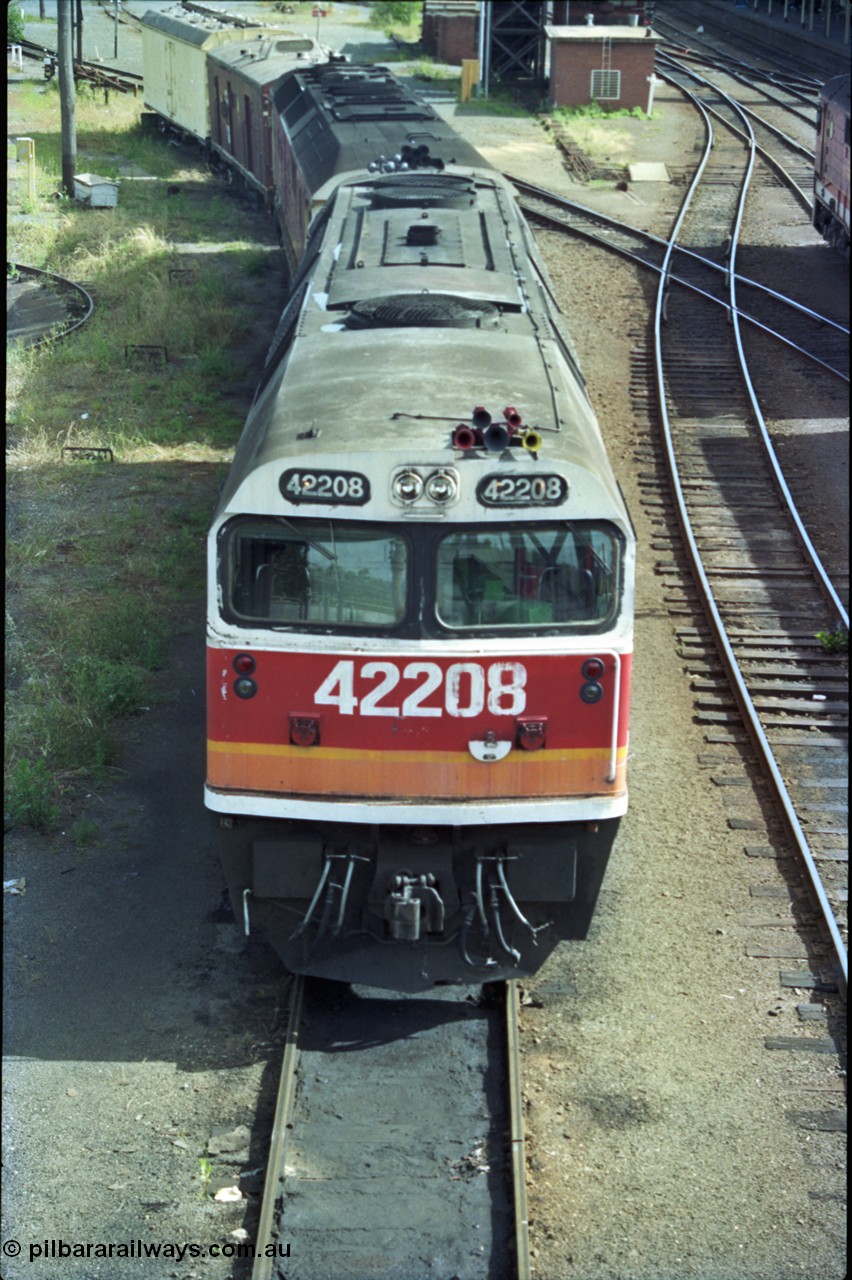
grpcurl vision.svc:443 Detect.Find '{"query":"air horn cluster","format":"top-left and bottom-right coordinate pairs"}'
top-left (451, 406), bottom-right (542, 454)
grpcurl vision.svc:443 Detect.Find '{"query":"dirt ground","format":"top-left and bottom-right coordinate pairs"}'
top-left (4, 8), bottom-right (847, 1280)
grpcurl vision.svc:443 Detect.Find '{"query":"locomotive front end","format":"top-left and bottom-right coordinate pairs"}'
top-left (206, 449), bottom-right (633, 989)
top-left (205, 167), bottom-right (634, 989)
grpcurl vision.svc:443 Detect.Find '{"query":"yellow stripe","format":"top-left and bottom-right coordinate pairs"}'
top-left (208, 739), bottom-right (626, 763)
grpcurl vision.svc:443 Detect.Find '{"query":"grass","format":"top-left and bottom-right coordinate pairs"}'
top-left (816, 626), bottom-right (848, 654)
top-left (6, 78), bottom-right (284, 829)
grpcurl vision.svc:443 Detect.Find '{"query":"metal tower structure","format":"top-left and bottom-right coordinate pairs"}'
top-left (479, 1), bottom-right (552, 91)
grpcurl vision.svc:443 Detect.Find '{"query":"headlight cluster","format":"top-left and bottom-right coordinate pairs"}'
top-left (391, 467), bottom-right (459, 506)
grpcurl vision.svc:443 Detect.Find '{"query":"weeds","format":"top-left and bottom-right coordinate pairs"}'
top-left (553, 102), bottom-right (655, 122)
top-left (816, 626), bottom-right (848, 654)
top-left (6, 79), bottom-right (283, 832)
top-left (5, 759), bottom-right (61, 832)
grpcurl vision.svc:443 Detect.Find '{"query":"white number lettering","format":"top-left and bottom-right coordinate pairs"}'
top-left (487, 662), bottom-right (527, 714)
top-left (445, 662), bottom-right (485, 718)
top-left (314, 659), bottom-right (357, 714)
top-left (313, 660), bottom-right (528, 718)
top-left (360, 662), bottom-right (400, 716)
top-left (401, 663), bottom-right (443, 717)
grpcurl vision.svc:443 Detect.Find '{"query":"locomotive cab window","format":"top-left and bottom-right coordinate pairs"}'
top-left (435, 523), bottom-right (622, 631)
top-left (221, 518), bottom-right (408, 629)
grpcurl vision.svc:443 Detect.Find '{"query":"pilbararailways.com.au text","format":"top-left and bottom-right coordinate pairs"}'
top-left (1, 1239), bottom-right (291, 1264)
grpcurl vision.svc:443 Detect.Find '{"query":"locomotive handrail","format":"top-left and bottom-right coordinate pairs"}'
top-left (599, 650), bottom-right (623, 786)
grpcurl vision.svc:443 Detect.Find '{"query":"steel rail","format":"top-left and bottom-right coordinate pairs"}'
top-left (657, 62), bottom-right (813, 214)
top-left (650, 80), bottom-right (848, 999)
top-left (509, 178), bottom-right (848, 339)
top-left (18, 36), bottom-right (143, 88)
top-left (251, 977), bottom-right (531, 1277)
top-left (651, 10), bottom-right (832, 85)
top-left (656, 63), bottom-right (849, 628)
top-left (7, 262), bottom-right (94, 347)
top-left (658, 51), bottom-right (816, 163)
top-left (512, 189), bottom-right (848, 384)
top-left (653, 27), bottom-right (820, 123)
top-left (252, 974), bottom-right (304, 1280)
top-left (506, 981), bottom-right (531, 1280)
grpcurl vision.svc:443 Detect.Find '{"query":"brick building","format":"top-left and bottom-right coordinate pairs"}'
top-left (421, 0), bottom-right (479, 64)
top-left (545, 24), bottom-right (661, 110)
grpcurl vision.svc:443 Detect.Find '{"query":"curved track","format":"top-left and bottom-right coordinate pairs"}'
top-left (512, 181), bottom-right (849, 383)
top-left (7, 262), bottom-right (94, 348)
top-left (252, 977), bottom-right (529, 1280)
top-left (652, 4), bottom-right (846, 83)
top-left (517, 59), bottom-right (848, 999)
top-left (644, 74), bottom-right (848, 996)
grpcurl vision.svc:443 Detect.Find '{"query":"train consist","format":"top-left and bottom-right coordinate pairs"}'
top-left (142, 6), bottom-right (635, 990)
top-left (813, 74), bottom-right (851, 258)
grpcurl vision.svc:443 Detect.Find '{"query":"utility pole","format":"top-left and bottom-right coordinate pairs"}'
top-left (57, 0), bottom-right (77, 198)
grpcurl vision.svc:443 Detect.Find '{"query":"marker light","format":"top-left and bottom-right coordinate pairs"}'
top-left (233, 653), bottom-right (256, 675)
top-left (582, 658), bottom-right (605, 681)
top-left (234, 677), bottom-right (257, 699)
top-left (392, 469), bottom-right (423, 503)
top-left (580, 682), bottom-right (603, 704)
top-left (425, 470), bottom-right (458, 503)
top-left (517, 717), bottom-right (547, 750)
top-left (290, 714), bottom-right (320, 747)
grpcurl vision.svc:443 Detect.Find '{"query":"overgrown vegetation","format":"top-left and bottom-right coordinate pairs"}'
top-left (366, 1), bottom-right (422, 36)
top-left (816, 625), bottom-right (849, 654)
top-left (7, 3), bottom-right (25, 45)
top-left (6, 79), bottom-right (284, 829)
top-left (553, 102), bottom-right (654, 122)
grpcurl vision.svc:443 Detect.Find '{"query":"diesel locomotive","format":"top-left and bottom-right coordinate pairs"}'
top-left (814, 74), bottom-right (851, 258)
top-left (142, 8), bottom-right (635, 990)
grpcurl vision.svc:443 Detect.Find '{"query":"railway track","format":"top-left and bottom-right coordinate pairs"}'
top-left (512, 181), bottom-right (850, 384)
top-left (251, 977), bottom-right (529, 1280)
top-left (641, 71), bottom-right (848, 998)
top-left (518, 51), bottom-right (848, 1001)
top-left (652, 1), bottom-right (848, 82)
top-left (6, 263), bottom-right (94, 348)
top-left (18, 35), bottom-right (142, 93)
top-left (654, 16), bottom-right (824, 110)
top-left (658, 53), bottom-right (817, 210)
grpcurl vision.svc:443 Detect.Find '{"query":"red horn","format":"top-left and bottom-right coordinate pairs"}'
top-left (452, 424), bottom-right (477, 450)
top-left (503, 405), bottom-right (523, 430)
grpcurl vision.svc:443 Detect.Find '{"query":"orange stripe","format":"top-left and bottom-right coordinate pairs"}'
top-left (207, 740), bottom-right (627, 799)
